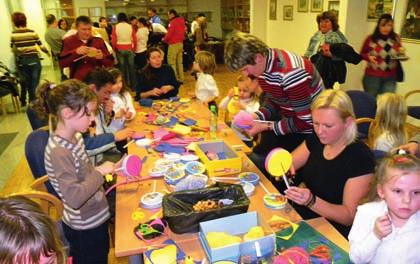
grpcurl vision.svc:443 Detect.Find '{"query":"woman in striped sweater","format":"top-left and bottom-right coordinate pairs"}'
top-left (10, 12), bottom-right (49, 106)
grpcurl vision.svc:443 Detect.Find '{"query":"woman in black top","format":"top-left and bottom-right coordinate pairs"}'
top-left (285, 89), bottom-right (375, 236)
top-left (135, 47), bottom-right (179, 100)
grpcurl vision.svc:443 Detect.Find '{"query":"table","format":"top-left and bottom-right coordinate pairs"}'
top-left (114, 100), bottom-right (349, 262)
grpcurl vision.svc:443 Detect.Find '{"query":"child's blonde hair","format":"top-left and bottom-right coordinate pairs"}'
top-left (237, 75), bottom-right (258, 102)
top-left (373, 93), bottom-right (407, 147)
top-left (311, 89), bottom-right (357, 145)
top-left (367, 154), bottom-right (420, 201)
top-left (195, 51), bottom-right (216, 75)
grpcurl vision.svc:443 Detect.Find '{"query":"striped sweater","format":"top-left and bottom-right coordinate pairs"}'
top-left (44, 133), bottom-right (109, 230)
top-left (10, 28), bottom-right (47, 59)
top-left (255, 49), bottom-right (324, 135)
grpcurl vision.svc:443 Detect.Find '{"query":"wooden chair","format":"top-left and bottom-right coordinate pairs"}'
top-left (404, 89), bottom-right (420, 120)
top-left (356, 117), bottom-right (376, 149)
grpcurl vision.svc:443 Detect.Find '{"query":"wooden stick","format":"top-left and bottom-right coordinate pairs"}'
top-left (259, 181), bottom-right (270, 194)
top-left (153, 180), bottom-right (157, 193)
top-left (280, 163), bottom-right (291, 189)
top-left (73, 55), bottom-right (87, 62)
top-left (253, 119), bottom-right (274, 124)
top-left (123, 139), bottom-right (135, 149)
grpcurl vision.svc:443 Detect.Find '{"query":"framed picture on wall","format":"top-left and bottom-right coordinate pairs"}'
top-left (269, 0), bottom-right (277, 20)
top-left (400, 0), bottom-right (420, 43)
top-left (367, 0), bottom-right (394, 21)
top-left (328, 1), bottom-right (340, 18)
top-left (284, 5), bottom-right (293, 20)
top-left (311, 0), bottom-right (323, 12)
top-left (79, 8), bottom-right (89, 16)
top-left (298, 0), bottom-right (309, 12)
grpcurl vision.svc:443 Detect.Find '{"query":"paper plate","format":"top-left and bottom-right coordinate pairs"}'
top-left (238, 172), bottom-right (260, 186)
top-left (140, 192), bottom-right (163, 209)
top-left (121, 154), bottom-right (142, 177)
top-left (154, 159), bottom-right (174, 169)
top-left (240, 182), bottom-right (255, 197)
top-left (180, 154), bottom-right (199, 162)
top-left (149, 166), bottom-right (168, 177)
top-left (265, 148), bottom-right (292, 177)
top-left (163, 153), bottom-right (182, 162)
top-left (263, 194), bottom-right (287, 209)
top-left (185, 161), bottom-right (206, 175)
top-left (227, 98), bottom-right (241, 114)
top-left (164, 167), bottom-right (186, 185)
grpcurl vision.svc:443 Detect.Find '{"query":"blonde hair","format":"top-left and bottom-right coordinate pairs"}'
top-left (236, 75), bottom-right (258, 102)
top-left (373, 93), bottom-right (407, 148)
top-left (311, 89), bottom-right (357, 145)
top-left (367, 154), bottom-right (420, 201)
top-left (195, 51), bottom-right (216, 75)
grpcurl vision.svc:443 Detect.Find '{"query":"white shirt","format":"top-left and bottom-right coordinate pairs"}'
top-left (219, 96), bottom-right (260, 113)
top-left (108, 92), bottom-right (136, 133)
top-left (152, 23), bottom-right (167, 34)
top-left (135, 27), bottom-right (149, 53)
top-left (191, 20), bottom-right (199, 35)
top-left (195, 72), bottom-right (219, 102)
top-left (348, 200), bottom-right (420, 264)
top-left (374, 131), bottom-right (398, 152)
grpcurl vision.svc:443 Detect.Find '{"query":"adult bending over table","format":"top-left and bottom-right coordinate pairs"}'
top-left (285, 89), bottom-right (375, 237)
top-left (135, 47), bottom-right (179, 100)
top-left (224, 32), bottom-right (324, 179)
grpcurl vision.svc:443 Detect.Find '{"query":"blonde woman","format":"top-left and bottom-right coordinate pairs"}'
top-left (285, 89), bottom-right (375, 236)
top-left (373, 93), bottom-right (408, 152)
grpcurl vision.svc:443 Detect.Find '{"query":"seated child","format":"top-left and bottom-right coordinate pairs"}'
top-left (219, 75), bottom-right (260, 146)
top-left (348, 153), bottom-right (420, 263)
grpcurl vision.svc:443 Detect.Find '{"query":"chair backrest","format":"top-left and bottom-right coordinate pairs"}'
top-left (346, 90), bottom-right (377, 140)
top-left (404, 89), bottom-right (420, 119)
top-left (24, 128), bottom-right (59, 198)
top-left (26, 106), bottom-right (48, 130)
top-left (355, 117), bottom-right (376, 149)
top-left (8, 191), bottom-right (63, 221)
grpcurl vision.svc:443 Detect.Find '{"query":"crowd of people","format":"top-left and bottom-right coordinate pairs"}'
top-left (2, 8), bottom-right (419, 264)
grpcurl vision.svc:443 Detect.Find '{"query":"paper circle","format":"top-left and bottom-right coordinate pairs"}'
top-left (263, 194), bottom-right (287, 209)
top-left (185, 161), bottom-right (205, 175)
top-left (122, 155), bottom-right (142, 177)
top-left (265, 148), bottom-right (292, 177)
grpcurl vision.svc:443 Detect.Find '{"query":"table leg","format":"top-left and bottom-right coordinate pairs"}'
top-left (128, 254), bottom-right (144, 264)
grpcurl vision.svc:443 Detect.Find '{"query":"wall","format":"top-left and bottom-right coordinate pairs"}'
top-left (0, 0), bottom-right (14, 69)
top-left (73, 0), bottom-right (106, 22)
top-left (188, 0), bottom-right (222, 38)
top-left (250, 0), bottom-right (267, 42)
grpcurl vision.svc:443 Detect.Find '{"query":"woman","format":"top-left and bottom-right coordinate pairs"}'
top-left (304, 11), bottom-right (348, 88)
top-left (285, 90), bottom-right (375, 236)
top-left (194, 16), bottom-right (208, 47)
top-left (360, 14), bottom-right (403, 97)
top-left (58, 18), bottom-right (68, 31)
top-left (135, 47), bottom-right (179, 100)
top-left (134, 17), bottom-right (149, 72)
top-left (10, 12), bottom-right (49, 106)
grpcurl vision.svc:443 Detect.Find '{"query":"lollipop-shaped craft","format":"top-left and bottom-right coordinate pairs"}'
top-left (117, 154), bottom-right (143, 177)
top-left (232, 111), bottom-right (254, 129)
top-left (265, 148), bottom-right (292, 189)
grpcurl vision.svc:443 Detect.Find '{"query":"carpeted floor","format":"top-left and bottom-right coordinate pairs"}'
top-left (0, 132), bottom-right (18, 156)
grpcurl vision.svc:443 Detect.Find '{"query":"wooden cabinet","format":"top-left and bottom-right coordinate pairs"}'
top-left (221, 0), bottom-right (250, 35)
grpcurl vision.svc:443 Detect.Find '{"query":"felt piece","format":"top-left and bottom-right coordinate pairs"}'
top-left (154, 142), bottom-right (185, 154)
top-left (139, 98), bottom-right (153, 107)
top-left (180, 118), bottom-right (197, 126)
top-left (166, 116), bottom-right (179, 127)
top-left (232, 110), bottom-right (254, 129)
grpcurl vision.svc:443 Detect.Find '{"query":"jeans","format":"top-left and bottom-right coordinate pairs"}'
top-left (167, 43), bottom-right (184, 82)
top-left (17, 56), bottom-right (41, 104)
top-left (363, 74), bottom-right (396, 98)
top-left (116, 50), bottom-right (136, 89)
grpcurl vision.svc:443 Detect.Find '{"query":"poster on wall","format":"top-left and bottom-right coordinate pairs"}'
top-left (270, 0), bottom-right (277, 20)
top-left (328, 1), bottom-right (340, 18)
top-left (298, 0), bottom-right (309, 12)
top-left (401, 0), bottom-right (420, 43)
top-left (367, 0), bottom-right (394, 20)
top-left (284, 5), bottom-right (293, 20)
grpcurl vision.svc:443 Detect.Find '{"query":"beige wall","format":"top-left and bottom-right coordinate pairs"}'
top-left (250, 0), bottom-right (419, 99)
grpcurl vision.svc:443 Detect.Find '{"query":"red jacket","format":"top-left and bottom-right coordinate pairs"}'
top-left (163, 16), bottom-right (185, 45)
top-left (60, 34), bottom-right (114, 81)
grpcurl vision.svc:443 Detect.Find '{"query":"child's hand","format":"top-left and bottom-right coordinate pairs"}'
top-left (125, 111), bottom-right (133, 120)
top-left (104, 99), bottom-right (114, 114)
top-left (227, 88), bottom-right (235, 98)
top-left (96, 161), bottom-right (115, 175)
top-left (115, 109), bottom-right (126, 119)
top-left (374, 214), bottom-right (392, 239)
top-left (114, 128), bottom-right (135, 141)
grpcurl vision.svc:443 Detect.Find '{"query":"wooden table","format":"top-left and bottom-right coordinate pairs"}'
top-left (114, 101), bottom-right (349, 262)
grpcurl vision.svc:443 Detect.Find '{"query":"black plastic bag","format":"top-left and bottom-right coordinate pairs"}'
top-left (163, 182), bottom-right (250, 234)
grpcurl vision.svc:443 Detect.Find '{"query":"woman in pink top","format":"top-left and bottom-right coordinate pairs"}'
top-left (112, 12), bottom-right (137, 89)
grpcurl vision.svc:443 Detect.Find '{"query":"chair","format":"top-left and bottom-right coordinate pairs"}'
top-left (26, 106), bottom-right (48, 130)
top-left (24, 128), bottom-right (59, 198)
top-left (355, 117), bottom-right (376, 148)
top-left (404, 89), bottom-right (420, 119)
top-left (346, 90), bottom-right (377, 141)
top-left (0, 62), bottom-right (20, 115)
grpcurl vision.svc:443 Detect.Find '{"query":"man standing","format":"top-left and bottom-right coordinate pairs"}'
top-left (163, 9), bottom-right (185, 84)
top-left (224, 32), bottom-right (324, 176)
top-left (45, 14), bottom-right (66, 81)
top-left (148, 8), bottom-right (162, 25)
top-left (99, 16), bottom-right (112, 42)
top-left (59, 16), bottom-right (114, 81)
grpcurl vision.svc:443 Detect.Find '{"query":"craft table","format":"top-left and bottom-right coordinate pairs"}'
top-left (114, 100), bottom-right (349, 263)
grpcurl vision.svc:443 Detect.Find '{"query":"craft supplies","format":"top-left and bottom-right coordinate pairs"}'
top-left (185, 161), bottom-right (206, 175)
top-left (243, 226), bottom-right (265, 241)
top-left (265, 148), bottom-right (292, 189)
top-left (240, 182), bottom-right (255, 197)
top-left (133, 217), bottom-right (168, 242)
top-left (263, 194), bottom-right (287, 210)
top-left (206, 232), bottom-right (242, 248)
top-left (174, 174), bottom-right (208, 192)
top-left (141, 182), bottom-right (164, 210)
top-left (238, 172), bottom-right (260, 186)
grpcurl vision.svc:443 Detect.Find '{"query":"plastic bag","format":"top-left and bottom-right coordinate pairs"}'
top-left (163, 182), bottom-right (250, 234)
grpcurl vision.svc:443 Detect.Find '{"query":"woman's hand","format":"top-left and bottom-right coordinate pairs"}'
top-left (373, 214), bottom-right (392, 239)
top-left (284, 186), bottom-right (313, 206)
top-left (148, 88), bottom-right (163, 97)
top-left (368, 55), bottom-right (378, 64)
top-left (160, 85), bottom-right (173, 94)
top-left (96, 161), bottom-right (115, 175)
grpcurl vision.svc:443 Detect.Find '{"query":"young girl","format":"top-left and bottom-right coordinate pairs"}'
top-left (373, 92), bottom-right (407, 152)
top-left (108, 68), bottom-right (136, 133)
top-left (194, 51), bottom-right (219, 111)
top-left (348, 154), bottom-right (420, 263)
top-left (219, 75), bottom-right (260, 146)
top-left (39, 79), bottom-right (117, 263)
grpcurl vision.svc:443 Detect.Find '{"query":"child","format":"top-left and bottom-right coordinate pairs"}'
top-left (108, 68), bottom-right (136, 133)
top-left (39, 79), bottom-right (118, 263)
top-left (0, 195), bottom-right (65, 264)
top-left (194, 51), bottom-right (219, 111)
top-left (219, 75), bottom-right (260, 146)
top-left (373, 93), bottom-right (408, 152)
top-left (348, 154), bottom-right (420, 263)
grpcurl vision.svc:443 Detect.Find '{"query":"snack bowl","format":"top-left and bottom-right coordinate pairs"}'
top-left (263, 193), bottom-right (287, 210)
top-left (140, 192), bottom-right (164, 209)
top-left (240, 181), bottom-right (255, 197)
top-left (149, 166), bottom-right (168, 177)
top-left (154, 158), bottom-right (174, 169)
top-left (238, 172), bottom-right (260, 186)
top-left (164, 167), bottom-right (186, 185)
top-left (185, 161), bottom-right (206, 175)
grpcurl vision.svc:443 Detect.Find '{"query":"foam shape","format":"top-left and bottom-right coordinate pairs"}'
top-left (243, 226), bottom-right (265, 241)
top-left (206, 232), bottom-right (242, 249)
top-left (149, 244), bottom-right (177, 263)
top-left (121, 154), bottom-right (142, 177)
top-left (265, 148), bottom-right (293, 177)
top-left (232, 110), bottom-right (254, 129)
top-left (136, 138), bottom-right (153, 147)
top-left (132, 132), bottom-right (146, 139)
top-left (170, 124), bottom-right (191, 135)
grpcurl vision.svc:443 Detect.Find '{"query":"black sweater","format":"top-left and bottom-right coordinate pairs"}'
top-left (136, 64), bottom-right (179, 100)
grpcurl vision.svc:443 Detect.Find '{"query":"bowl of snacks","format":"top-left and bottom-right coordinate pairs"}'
top-left (238, 172), bottom-right (260, 186)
